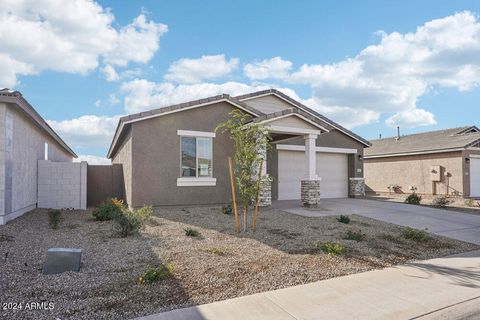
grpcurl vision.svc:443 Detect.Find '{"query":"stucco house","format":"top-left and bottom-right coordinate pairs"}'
top-left (107, 89), bottom-right (371, 208)
top-left (0, 90), bottom-right (77, 224)
top-left (364, 126), bottom-right (480, 198)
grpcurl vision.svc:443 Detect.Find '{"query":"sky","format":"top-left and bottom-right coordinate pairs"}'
top-left (2, 0), bottom-right (480, 163)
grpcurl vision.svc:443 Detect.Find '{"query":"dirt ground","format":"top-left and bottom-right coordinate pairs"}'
top-left (0, 206), bottom-right (477, 319)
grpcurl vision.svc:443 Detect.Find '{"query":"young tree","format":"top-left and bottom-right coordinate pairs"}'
top-left (216, 110), bottom-right (271, 232)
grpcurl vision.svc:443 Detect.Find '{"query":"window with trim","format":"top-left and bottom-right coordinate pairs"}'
top-left (181, 136), bottom-right (213, 178)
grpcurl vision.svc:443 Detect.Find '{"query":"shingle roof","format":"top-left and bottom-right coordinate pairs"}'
top-left (108, 89), bottom-right (372, 158)
top-left (235, 89), bottom-right (371, 147)
top-left (364, 126), bottom-right (480, 158)
top-left (120, 94), bottom-right (264, 123)
top-left (107, 94), bottom-right (264, 158)
top-left (0, 89), bottom-right (77, 158)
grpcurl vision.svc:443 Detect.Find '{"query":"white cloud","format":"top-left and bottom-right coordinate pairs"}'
top-left (288, 11), bottom-right (480, 128)
top-left (244, 57), bottom-right (292, 80)
top-left (385, 108), bottom-right (437, 128)
top-left (164, 55), bottom-right (239, 84)
top-left (101, 65), bottom-right (119, 82)
top-left (48, 115), bottom-right (121, 149)
top-left (120, 79), bottom-right (273, 114)
top-left (0, 1), bottom-right (167, 87)
top-left (94, 100), bottom-right (101, 108)
top-left (74, 155), bottom-right (111, 165)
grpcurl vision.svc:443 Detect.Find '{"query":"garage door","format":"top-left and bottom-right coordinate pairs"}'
top-left (470, 158), bottom-right (480, 197)
top-left (278, 150), bottom-right (348, 200)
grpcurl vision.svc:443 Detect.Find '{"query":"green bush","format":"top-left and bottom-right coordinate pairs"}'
top-left (336, 215), bottom-right (350, 224)
top-left (184, 228), bottom-right (200, 237)
top-left (93, 198), bottom-right (124, 221)
top-left (402, 227), bottom-right (429, 242)
top-left (432, 196), bottom-right (449, 208)
top-left (464, 199), bottom-right (477, 207)
top-left (48, 210), bottom-right (63, 229)
top-left (405, 193), bottom-right (422, 205)
top-left (138, 263), bottom-right (174, 284)
top-left (315, 241), bottom-right (345, 256)
top-left (222, 203), bottom-right (233, 215)
top-left (205, 247), bottom-right (228, 256)
top-left (113, 205), bottom-right (152, 237)
top-left (344, 230), bottom-right (365, 242)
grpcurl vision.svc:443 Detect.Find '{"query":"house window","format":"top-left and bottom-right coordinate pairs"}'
top-left (180, 137), bottom-right (213, 178)
top-left (44, 142), bottom-right (49, 160)
top-left (177, 130), bottom-right (216, 186)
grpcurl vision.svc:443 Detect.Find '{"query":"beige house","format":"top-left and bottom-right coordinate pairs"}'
top-left (0, 90), bottom-right (77, 224)
top-left (364, 126), bottom-right (480, 198)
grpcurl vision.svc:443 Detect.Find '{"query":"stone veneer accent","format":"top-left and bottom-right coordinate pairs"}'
top-left (349, 178), bottom-right (365, 197)
top-left (301, 179), bottom-right (321, 207)
top-left (259, 180), bottom-right (271, 207)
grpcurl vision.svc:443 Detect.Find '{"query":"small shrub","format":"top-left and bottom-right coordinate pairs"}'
top-left (205, 247), bottom-right (228, 256)
top-left (315, 241), bottom-right (345, 256)
top-left (464, 199), bottom-right (478, 207)
top-left (405, 193), bottom-right (422, 205)
top-left (138, 263), bottom-right (174, 284)
top-left (222, 203), bottom-right (233, 215)
top-left (402, 227), bottom-right (429, 242)
top-left (93, 198), bottom-right (124, 221)
top-left (48, 210), bottom-right (62, 229)
top-left (113, 205), bottom-right (152, 237)
top-left (432, 196), bottom-right (449, 208)
top-left (344, 230), bottom-right (365, 242)
top-left (184, 228), bottom-right (200, 237)
top-left (336, 215), bottom-right (350, 224)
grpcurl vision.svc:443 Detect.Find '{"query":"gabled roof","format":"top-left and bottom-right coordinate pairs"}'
top-left (236, 89), bottom-right (371, 147)
top-left (365, 126), bottom-right (480, 158)
top-left (0, 89), bottom-right (77, 158)
top-left (107, 94), bottom-right (263, 158)
top-left (107, 89), bottom-right (372, 158)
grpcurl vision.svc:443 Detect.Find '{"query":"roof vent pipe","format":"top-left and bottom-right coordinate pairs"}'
top-left (396, 126), bottom-right (400, 140)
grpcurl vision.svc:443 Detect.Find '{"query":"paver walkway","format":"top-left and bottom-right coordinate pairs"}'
top-left (136, 249), bottom-right (480, 320)
top-left (273, 198), bottom-right (480, 245)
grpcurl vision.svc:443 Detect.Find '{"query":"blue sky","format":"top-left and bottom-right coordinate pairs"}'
top-left (2, 0), bottom-right (480, 163)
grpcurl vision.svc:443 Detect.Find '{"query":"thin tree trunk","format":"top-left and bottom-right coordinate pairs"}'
top-left (243, 206), bottom-right (247, 233)
top-left (228, 157), bottom-right (240, 232)
top-left (252, 159), bottom-right (263, 232)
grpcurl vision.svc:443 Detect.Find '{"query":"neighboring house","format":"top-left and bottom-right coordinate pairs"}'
top-left (0, 90), bottom-right (77, 224)
top-left (107, 89), bottom-right (370, 208)
top-left (364, 126), bottom-right (480, 198)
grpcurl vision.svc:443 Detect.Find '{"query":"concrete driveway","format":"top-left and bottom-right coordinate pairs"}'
top-left (273, 198), bottom-right (480, 245)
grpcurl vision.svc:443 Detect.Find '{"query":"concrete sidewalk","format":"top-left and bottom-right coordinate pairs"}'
top-left (136, 250), bottom-right (480, 320)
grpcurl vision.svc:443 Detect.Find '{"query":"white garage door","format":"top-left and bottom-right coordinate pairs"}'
top-left (470, 158), bottom-right (480, 197)
top-left (278, 150), bottom-right (348, 200)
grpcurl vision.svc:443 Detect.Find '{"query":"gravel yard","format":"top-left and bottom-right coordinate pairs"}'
top-left (0, 206), bottom-right (478, 320)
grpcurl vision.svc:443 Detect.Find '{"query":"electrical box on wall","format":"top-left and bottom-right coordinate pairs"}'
top-left (430, 165), bottom-right (442, 182)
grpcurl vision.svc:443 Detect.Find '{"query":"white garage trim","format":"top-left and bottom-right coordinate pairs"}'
top-left (276, 144), bottom-right (357, 154)
top-left (265, 125), bottom-right (321, 136)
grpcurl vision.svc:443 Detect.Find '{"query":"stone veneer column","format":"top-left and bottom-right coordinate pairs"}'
top-left (301, 179), bottom-right (321, 207)
top-left (258, 179), bottom-right (271, 207)
top-left (301, 134), bottom-right (321, 207)
top-left (349, 178), bottom-right (365, 197)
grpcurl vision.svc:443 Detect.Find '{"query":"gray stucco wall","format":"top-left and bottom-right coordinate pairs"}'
top-left (269, 129), bottom-right (365, 200)
top-left (0, 103), bottom-right (73, 224)
top-left (112, 127), bottom-right (133, 206)
top-left (129, 102), bottom-right (238, 207)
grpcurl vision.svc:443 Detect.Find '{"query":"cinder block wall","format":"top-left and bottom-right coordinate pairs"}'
top-left (38, 160), bottom-right (87, 209)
